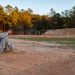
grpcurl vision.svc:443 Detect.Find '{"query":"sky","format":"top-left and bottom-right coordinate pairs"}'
top-left (0, 0), bottom-right (75, 15)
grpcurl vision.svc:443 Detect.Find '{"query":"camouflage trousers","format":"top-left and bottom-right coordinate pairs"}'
top-left (0, 37), bottom-right (13, 53)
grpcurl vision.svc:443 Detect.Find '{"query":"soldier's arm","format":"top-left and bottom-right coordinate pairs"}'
top-left (0, 32), bottom-right (8, 39)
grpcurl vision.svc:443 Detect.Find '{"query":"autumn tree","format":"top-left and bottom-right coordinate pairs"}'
top-left (0, 5), bottom-right (7, 30)
top-left (40, 15), bottom-right (50, 30)
top-left (31, 14), bottom-right (42, 30)
top-left (5, 5), bottom-right (13, 15)
top-left (19, 9), bottom-right (32, 29)
top-left (10, 6), bottom-right (19, 27)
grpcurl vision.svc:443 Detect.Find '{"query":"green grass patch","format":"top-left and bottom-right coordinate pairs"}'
top-left (16, 37), bottom-right (75, 49)
top-left (20, 37), bottom-right (75, 44)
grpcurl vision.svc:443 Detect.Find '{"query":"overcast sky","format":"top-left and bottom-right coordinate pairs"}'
top-left (0, 0), bottom-right (75, 15)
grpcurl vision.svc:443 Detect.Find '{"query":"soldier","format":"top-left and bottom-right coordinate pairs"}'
top-left (0, 30), bottom-right (13, 53)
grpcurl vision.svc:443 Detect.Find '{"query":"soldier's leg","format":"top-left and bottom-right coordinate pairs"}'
top-left (0, 43), bottom-right (3, 53)
top-left (0, 39), bottom-right (6, 53)
top-left (4, 43), bottom-right (8, 52)
top-left (3, 37), bottom-right (14, 51)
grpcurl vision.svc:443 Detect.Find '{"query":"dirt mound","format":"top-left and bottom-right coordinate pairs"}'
top-left (44, 28), bottom-right (75, 37)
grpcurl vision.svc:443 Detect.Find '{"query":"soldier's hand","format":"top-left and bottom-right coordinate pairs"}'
top-left (8, 30), bottom-right (12, 35)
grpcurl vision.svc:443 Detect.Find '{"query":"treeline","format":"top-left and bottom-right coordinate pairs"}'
top-left (0, 5), bottom-right (75, 31)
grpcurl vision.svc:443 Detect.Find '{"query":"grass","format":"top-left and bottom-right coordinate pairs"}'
top-left (20, 37), bottom-right (75, 43)
top-left (16, 37), bottom-right (75, 49)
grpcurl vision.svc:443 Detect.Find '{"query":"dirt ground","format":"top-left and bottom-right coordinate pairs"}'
top-left (0, 38), bottom-right (75, 75)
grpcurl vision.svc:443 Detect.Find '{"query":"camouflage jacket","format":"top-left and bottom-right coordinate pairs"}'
top-left (0, 32), bottom-right (13, 52)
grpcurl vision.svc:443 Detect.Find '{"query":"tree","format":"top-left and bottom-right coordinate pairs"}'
top-left (5, 5), bottom-right (13, 15)
top-left (19, 10), bottom-right (32, 29)
top-left (50, 13), bottom-right (63, 29)
top-left (40, 15), bottom-right (50, 30)
top-left (10, 6), bottom-right (19, 27)
top-left (69, 6), bottom-right (75, 27)
top-left (61, 10), bottom-right (71, 28)
top-left (26, 8), bottom-right (33, 14)
top-left (31, 14), bottom-right (42, 30)
top-left (48, 8), bottom-right (56, 17)
top-left (0, 5), bottom-right (8, 30)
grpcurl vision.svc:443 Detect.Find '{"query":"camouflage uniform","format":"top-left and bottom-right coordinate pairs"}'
top-left (0, 32), bottom-right (13, 53)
